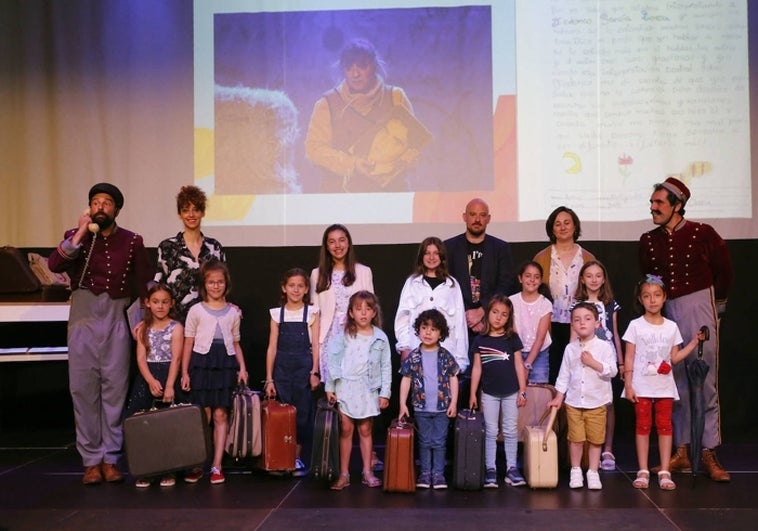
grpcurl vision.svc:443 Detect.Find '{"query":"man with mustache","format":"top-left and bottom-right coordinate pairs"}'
top-left (639, 176), bottom-right (733, 482)
top-left (49, 183), bottom-right (152, 485)
top-left (445, 198), bottom-right (515, 375)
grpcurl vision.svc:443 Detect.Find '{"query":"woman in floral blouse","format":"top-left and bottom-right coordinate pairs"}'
top-left (154, 185), bottom-right (226, 323)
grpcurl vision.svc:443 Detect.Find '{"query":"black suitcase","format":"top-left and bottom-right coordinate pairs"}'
top-left (453, 408), bottom-right (485, 490)
top-left (311, 399), bottom-right (340, 481)
top-left (124, 404), bottom-right (210, 478)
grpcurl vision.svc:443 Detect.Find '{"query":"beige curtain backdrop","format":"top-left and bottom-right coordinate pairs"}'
top-left (0, 1), bottom-right (193, 248)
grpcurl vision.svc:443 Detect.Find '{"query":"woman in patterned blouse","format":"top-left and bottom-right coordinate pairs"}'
top-left (154, 185), bottom-right (226, 323)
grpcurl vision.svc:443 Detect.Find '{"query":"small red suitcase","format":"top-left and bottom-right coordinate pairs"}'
top-left (258, 399), bottom-right (297, 472)
top-left (383, 418), bottom-right (415, 493)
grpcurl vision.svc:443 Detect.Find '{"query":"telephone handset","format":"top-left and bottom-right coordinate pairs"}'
top-left (83, 209), bottom-right (100, 234)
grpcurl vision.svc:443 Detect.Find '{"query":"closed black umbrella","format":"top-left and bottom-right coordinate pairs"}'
top-left (686, 325), bottom-right (709, 480)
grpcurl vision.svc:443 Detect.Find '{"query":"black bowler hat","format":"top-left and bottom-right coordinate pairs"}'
top-left (88, 182), bottom-right (124, 209)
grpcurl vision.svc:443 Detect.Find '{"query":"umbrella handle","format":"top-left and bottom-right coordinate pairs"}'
top-left (697, 325), bottom-right (709, 360)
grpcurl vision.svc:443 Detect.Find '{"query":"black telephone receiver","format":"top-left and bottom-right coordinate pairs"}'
top-left (83, 209), bottom-right (99, 234)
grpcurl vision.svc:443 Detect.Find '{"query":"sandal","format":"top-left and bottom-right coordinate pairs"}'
top-left (135, 478), bottom-right (151, 488)
top-left (601, 451), bottom-right (616, 471)
top-left (658, 470), bottom-right (676, 491)
top-left (633, 469), bottom-right (650, 489)
top-left (362, 471), bottom-right (382, 488)
top-left (330, 473), bottom-right (350, 491)
top-left (159, 474), bottom-right (176, 487)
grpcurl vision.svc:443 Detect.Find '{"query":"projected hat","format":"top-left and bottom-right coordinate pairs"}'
top-left (660, 176), bottom-right (690, 205)
top-left (88, 182), bottom-right (124, 209)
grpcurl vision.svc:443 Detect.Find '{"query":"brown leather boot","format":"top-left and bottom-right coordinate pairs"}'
top-left (701, 448), bottom-right (730, 482)
top-left (652, 445), bottom-right (692, 474)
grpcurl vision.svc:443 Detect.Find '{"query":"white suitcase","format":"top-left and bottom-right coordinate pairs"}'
top-left (522, 406), bottom-right (559, 488)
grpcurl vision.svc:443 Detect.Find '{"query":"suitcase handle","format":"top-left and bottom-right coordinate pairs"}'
top-left (538, 406), bottom-right (559, 452)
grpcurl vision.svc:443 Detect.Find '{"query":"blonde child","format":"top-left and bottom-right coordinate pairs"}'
top-left (469, 294), bottom-right (527, 488)
top-left (622, 275), bottom-right (703, 491)
top-left (572, 260), bottom-right (623, 470)
top-left (123, 283), bottom-right (185, 488)
top-left (325, 291), bottom-right (391, 490)
top-left (181, 260), bottom-right (248, 485)
top-left (264, 268), bottom-right (321, 477)
top-left (398, 309), bottom-right (460, 489)
top-left (548, 302), bottom-right (617, 490)
top-left (509, 261), bottom-right (552, 384)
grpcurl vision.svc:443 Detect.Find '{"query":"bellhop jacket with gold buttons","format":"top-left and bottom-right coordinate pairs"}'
top-left (639, 219), bottom-right (733, 303)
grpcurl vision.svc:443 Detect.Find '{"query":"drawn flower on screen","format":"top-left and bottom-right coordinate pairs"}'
top-left (618, 153), bottom-right (633, 182)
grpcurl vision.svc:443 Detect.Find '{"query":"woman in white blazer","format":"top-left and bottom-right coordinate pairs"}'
top-left (310, 224), bottom-right (374, 380)
top-left (394, 237), bottom-right (469, 373)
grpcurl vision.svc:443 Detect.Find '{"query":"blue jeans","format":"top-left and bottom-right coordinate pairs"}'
top-left (481, 391), bottom-right (518, 470)
top-left (524, 347), bottom-right (550, 384)
top-left (416, 411), bottom-right (450, 475)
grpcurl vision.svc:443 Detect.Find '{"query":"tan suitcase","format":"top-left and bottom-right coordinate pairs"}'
top-left (522, 406), bottom-right (559, 488)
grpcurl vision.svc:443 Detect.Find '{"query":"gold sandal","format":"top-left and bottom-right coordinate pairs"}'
top-left (330, 473), bottom-right (350, 491)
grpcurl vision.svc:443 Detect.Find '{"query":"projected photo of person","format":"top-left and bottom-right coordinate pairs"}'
top-left (209, 6), bottom-right (494, 199)
top-left (305, 38), bottom-right (432, 192)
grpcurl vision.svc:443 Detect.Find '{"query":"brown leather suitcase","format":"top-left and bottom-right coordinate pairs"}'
top-left (258, 399), bottom-right (296, 471)
top-left (124, 404), bottom-right (211, 478)
top-left (383, 418), bottom-right (415, 492)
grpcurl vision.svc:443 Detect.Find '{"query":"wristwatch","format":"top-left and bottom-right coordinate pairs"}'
top-left (520, 391), bottom-right (528, 400)
top-left (310, 371), bottom-right (321, 377)
top-left (523, 362), bottom-right (533, 371)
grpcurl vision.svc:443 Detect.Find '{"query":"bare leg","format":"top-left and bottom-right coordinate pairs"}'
top-left (659, 434), bottom-right (673, 471)
top-left (212, 407), bottom-right (228, 470)
top-left (569, 441), bottom-right (585, 468)
top-left (636, 434), bottom-right (649, 472)
top-left (357, 418), bottom-right (374, 474)
top-left (604, 404), bottom-right (615, 454)
top-left (338, 413), bottom-right (355, 476)
top-left (587, 443), bottom-right (602, 471)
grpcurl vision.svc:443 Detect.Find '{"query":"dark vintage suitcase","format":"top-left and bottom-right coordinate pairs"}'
top-left (453, 408), bottom-right (485, 490)
top-left (225, 385), bottom-right (262, 459)
top-left (258, 399), bottom-right (297, 471)
top-left (311, 399), bottom-right (340, 482)
top-left (383, 418), bottom-right (415, 493)
top-left (124, 404), bottom-right (210, 478)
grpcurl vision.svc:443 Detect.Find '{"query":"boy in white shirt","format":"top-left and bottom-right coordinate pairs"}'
top-left (548, 302), bottom-right (617, 489)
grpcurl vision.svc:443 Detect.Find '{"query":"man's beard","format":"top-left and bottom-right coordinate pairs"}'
top-left (93, 212), bottom-right (115, 230)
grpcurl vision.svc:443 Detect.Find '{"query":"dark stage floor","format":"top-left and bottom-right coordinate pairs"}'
top-left (1, 429), bottom-right (757, 531)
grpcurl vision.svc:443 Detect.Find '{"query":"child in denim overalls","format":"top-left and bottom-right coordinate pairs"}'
top-left (264, 268), bottom-right (321, 477)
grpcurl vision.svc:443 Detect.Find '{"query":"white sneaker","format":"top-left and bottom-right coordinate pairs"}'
top-left (586, 469), bottom-right (602, 490)
top-left (569, 467), bottom-right (584, 489)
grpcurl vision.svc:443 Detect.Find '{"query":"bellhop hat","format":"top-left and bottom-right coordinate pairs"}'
top-left (88, 182), bottom-right (124, 209)
top-left (660, 176), bottom-right (690, 205)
